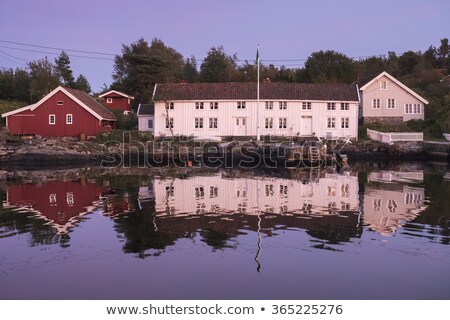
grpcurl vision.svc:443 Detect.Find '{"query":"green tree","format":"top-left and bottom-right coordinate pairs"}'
top-left (112, 38), bottom-right (185, 103)
top-left (73, 74), bottom-right (91, 93)
top-left (304, 50), bottom-right (356, 83)
top-left (28, 57), bottom-right (60, 102)
top-left (438, 38), bottom-right (449, 68)
top-left (183, 56), bottom-right (199, 82)
top-left (54, 51), bottom-right (75, 87)
top-left (398, 51), bottom-right (421, 75)
top-left (0, 68), bottom-right (14, 100)
top-left (13, 68), bottom-right (31, 102)
top-left (199, 46), bottom-right (238, 82)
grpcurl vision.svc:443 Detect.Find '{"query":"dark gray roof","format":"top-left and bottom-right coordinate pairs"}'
top-left (65, 87), bottom-right (117, 120)
top-left (153, 82), bottom-right (359, 102)
top-left (137, 104), bottom-right (154, 115)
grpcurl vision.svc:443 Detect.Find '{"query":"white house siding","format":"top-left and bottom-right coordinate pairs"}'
top-left (138, 115), bottom-right (154, 133)
top-left (154, 100), bottom-right (358, 139)
top-left (361, 74), bottom-right (426, 121)
top-left (154, 173), bottom-right (359, 216)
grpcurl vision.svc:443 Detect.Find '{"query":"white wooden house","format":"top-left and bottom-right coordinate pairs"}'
top-left (152, 82), bottom-right (359, 140)
top-left (137, 103), bottom-right (154, 133)
top-left (358, 71), bottom-right (429, 123)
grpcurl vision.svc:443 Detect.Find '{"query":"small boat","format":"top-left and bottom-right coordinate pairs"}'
top-left (443, 133), bottom-right (450, 141)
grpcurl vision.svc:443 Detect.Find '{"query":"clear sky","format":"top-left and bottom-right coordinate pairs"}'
top-left (0, 0), bottom-right (448, 92)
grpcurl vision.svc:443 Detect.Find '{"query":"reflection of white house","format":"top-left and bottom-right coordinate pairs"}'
top-left (152, 82), bottom-right (359, 140)
top-left (154, 173), bottom-right (358, 216)
top-left (359, 71), bottom-right (429, 123)
top-left (363, 172), bottom-right (426, 236)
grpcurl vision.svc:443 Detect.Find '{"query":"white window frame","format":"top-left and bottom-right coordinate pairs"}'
top-left (57, 100), bottom-right (64, 106)
top-left (195, 102), bottom-right (204, 110)
top-left (210, 102), bottom-right (218, 110)
top-left (387, 99), bottom-right (395, 109)
top-left (265, 101), bottom-right (273, 110)
top-left (279, 101), bottom-right (287, 110)
top-left (341, 117), bottom-right (349, 129)
top-left (372, 99), bottom-right (381, 109)
top-left (340, 103), bottom-right (349, 110)
top-left (380, 81), bottom-right (387, 90)
top-left (265, 118), bottom-right (273, 129)
top-left (209, 117), bottom-right (218, 129)
top-left (237, 101), bottom-right (246, 109)
top-left (165, 117), bottom-right (174, 128)
top-left (165, 102), bottom-right (174, 110)
top-left (278, 118), bottom-right (287, 129)
top-left (327, 117), bottom-right (336, 129)
top-left (404, 103), bottom-right (422, 114)
top-left (147, 119), bottom-right (153, 129)
top-left (302, 102), bottom-right (311, 110)
top-left (194, 117), bottom-right (204, 129)
top-left (49, 114), bottom-right (55, 125)
top-left (327, 102), bottom-right (336, 110)
top-left (106, 98), bottom-right (113, 104)
top-left (66, 114), bottom-right (73, 124)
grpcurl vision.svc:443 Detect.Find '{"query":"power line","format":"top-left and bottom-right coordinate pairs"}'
top-left (0, 45), bottom-right (115, 61)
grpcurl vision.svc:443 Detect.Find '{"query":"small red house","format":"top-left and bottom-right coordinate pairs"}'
top-left (98, 90), bottom-right (134, 113)
top-left (1, 86), bottom-right (117, 137)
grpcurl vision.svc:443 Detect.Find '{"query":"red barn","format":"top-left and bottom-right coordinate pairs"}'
top-left (98, 90), bottom-right (134, 113)
top-left (1, 86), bottom-right (117, 137)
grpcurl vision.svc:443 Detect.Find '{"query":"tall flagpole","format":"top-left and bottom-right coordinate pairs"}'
top-left (256, 44), bottom-right (260, 142)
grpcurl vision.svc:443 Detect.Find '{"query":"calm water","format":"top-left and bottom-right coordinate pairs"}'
top-left (1, 163), bottom-right (449, 299)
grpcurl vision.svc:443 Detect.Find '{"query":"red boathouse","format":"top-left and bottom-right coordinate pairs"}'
top-left (98, 90), bottom-right (134, 113)
top-left (1, 86), bottom-right (117, 137)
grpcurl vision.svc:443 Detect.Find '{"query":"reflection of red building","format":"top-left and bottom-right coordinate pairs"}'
top-left (5, 180), bottom-right (106, 233)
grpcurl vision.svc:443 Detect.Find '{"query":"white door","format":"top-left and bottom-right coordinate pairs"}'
top-left (300, 116), bottom-right (313, 136)
top-left (234, 117), bottom-right (247, 136)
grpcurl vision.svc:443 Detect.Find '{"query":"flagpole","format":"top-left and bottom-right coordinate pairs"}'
top-left (256, 44), bottom-right (260, 142)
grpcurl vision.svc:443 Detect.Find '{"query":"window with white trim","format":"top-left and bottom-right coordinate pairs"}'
top-left (57, 101), bottom-right (64, 106)
top-left (66, 114), bottom-right (73, 124)
top-left (341, 117), bottom-right (349, 129)
top-left (195, 102), bottom-right (204, 109)
top-left (237, 101), bottom-right (246, 109)
top-left (372, 99), bottom-right (381, 109)
top-left (340, 103), bottom-right (349, 110)
top-left (279, 118), bottom-right (287, 129)
top-left (165, 102), bottom-right (174, 110)
top-left (147, 119), bottom-right (153, 129)
top-left (106, 98), bottom-right (113, 104)
top-left (194, 117), bottom-right (203, 129)
top-left (327, 102), bottom-right (336, 110)
top-left (405, 103), bottom-right (422, 114)
top-left (209, 118), bottom-right (218, 129)
top-left (49, 114), bottom-right (55, 125)
top-left (302, 102), bottom-right (311, 110)
top-left (279, 101), bottom-right (287, 110)
top-left (210, 102), bottom-right (218, 109)
top-left (327, 117), bottom-right (336, 128)
top-left (165, 117), bottom-right (174, 128)
top-left (387, 99), bottom-right (395, 109)
top-left (265, 101), bottom-right (273, 109)
top-left (265, 118), bottom-right (273, 129)
top-left (380, 81), bottom-right (387, 90)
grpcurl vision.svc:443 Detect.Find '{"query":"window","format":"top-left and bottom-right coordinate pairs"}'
top-left (209, 117), bottom-right (218, 129)
top-left (302, 102), bottom-right (311, 110)
top-left (195, 186), bottom-right (204, 198)
top-left (106, 98), bottom-right (112, 104)
top-left (147, 119), bottom-right (153, 129)
top-left (265, 184), bottom-right (274, 196)
top-left (405, 103), bottom-right (422, 114)
top-left (242, 118), bottom-right (246, 125)
top-left (165, 117), bottom-right (174, 128)
top-left (380, 81), bottom-right (387, 90)
top-left (387, 99), bottom-right (395, 109)
top-left (194, 117), bottom-right (203, 129)
top-left (49, 193), bottom-right (57, 204)
top-left (279, 118), bottom-right (287, 129)
top-left (265, 101), bottom-right (273, 109)
top-left (279, 101), bottom-right (287, 110)
top-left (265, 118), bottom-right (273, 129)
top-left (327, 102), bottom-right (336, 110)
top-left (165, 185), bottom-right (174, 196)
top-left (195, 102), bottom-right (204, 109)
top-left (57, 101), bottom-right (64, 106)
top-left (279, 185), bottom-right (288, 195)
top-left (341, 117), bottom-right (349, 129)
top-left (327, 117), bottom-right (336, 128)
top-left (66, 114), bottom-right (73, 124)
top-left (210, 102), bottom-right (218, 109)
top-left (237, 101), bottom-right (246, 109)
top-left (372, 99), bottom-right (381, 109)
top-left (66, 192), bottom-right (74, 206)
top-left (165, 102), bottom-right (174, 110)
top-left (49, 114), bottom-right (55, 125)
top-left (340, 103), bottom-right (349, 110)
top-left (373, 199), bottom-right (382, 211)
top-left (210, 186), bottom-right (218, 198)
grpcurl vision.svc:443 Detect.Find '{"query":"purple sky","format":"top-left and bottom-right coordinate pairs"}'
top-left (0, 0), bottom-right (448, 92)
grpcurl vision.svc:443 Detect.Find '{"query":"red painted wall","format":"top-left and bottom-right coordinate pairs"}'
top-left (102, 92), bottom-right (132, 112)
top-left (7, 180), bottom-right (106, 228)
top-left (7, 91), bottom-right (114, 136)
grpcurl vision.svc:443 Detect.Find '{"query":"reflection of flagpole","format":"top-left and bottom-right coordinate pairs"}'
top-left (256, 44), bottom-right (260, 142)
top-left (254, 180), bottom-right (262, 273)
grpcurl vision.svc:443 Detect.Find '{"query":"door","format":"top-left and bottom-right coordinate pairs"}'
top-left (234, 117), bottom-right (247, 136)
top-left (300, 116), bottom-right (313, 136)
